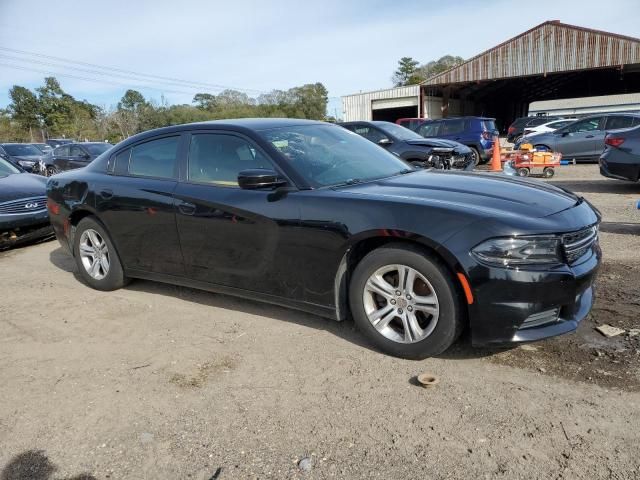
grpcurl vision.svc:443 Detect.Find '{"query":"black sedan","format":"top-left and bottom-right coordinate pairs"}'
top-left (0, 158), bottom-right (52, 250)
top-left (340, 121), bottom-right (474, 170)
top-left (0, 143), bottom-right (48, 173)
top-left (600, 124), bottom-right (640, 182)
top-left (46, 142), bottom-right (113, 175)
top-left (47, 119), bottom-right (601, 358)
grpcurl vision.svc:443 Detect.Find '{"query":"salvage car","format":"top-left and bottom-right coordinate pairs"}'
top-left (516, 113), bottom-right (640, 162)
top-left (413, 117), bottom-right (497, 165)
top-left (340, 121), bottom-right (474, 170)
top-left (47, 119), bottom-right (601, 358)
top-left (600, 124), bottom-right (640, 182)
top-left (0, 143), bottom-right (48, 173)
top-left (45, 142), bottom-right (113, 175)
top-left (0, 157), bottom-right (52, 250)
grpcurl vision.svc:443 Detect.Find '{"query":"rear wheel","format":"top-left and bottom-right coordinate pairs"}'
top-left (469, 147), bottom-right (481, 166)
top-left (73, 216), bottom-right (129, 291)
top-left (543, 167), bottom-right (555, 178)
top-left (349, 245), bottom-right (463, 359)
top-left (534, 145), bottom-right (551, 152)
top-left (517, 167), bottom-right (530, 177)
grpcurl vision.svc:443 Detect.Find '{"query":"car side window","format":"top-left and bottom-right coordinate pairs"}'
top-left (188, 133), bottom-right (273, 186)
top-left (70, 145), bottom-right (84, 156)
top-left (440, 119), bottom-right (465, 135)
top-left (565, 118), bottom-right (601, 133)
top-left (129, 136), bottom-right (179, 179)
top-left (605, 116), bottom-right (635, 130)
top-left (352, 126), bottom-right (387, 143)
top-left (417, 121), bottom-right (441, 137)
top-left (56, 146), bottom-right (70, 156)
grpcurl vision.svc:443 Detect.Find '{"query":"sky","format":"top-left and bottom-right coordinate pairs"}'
top-left (1, 0), bottom-right (639, 118)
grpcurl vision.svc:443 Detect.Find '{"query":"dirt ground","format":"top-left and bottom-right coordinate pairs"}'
top-left (1, 164), bottom-right (639, 479)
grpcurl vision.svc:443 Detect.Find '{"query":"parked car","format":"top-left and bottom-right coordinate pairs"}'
top-left (0, 157), bottom-right (52, 250)
top-left (340, 121), bottom-right (474, 170)
top-left (46, 138), bottom-right (74, 149)
top-left (46, 142), bottom-right (113, 175)
top-left (600, 124), bottom-right (640, 182)
top-left (413, 117), bottom-right (498, 165)
top-left (47, 119), bottom-right (601, 359)
top-left (31, 143), bottom-right (54, 155)
top-left (507, 116), bottom-right (562, 143)
top-left (516, 114), bottom-right (640, 162)
top-left (0, 143), bottom-right (48, 173)
top-left (396, 118), bottom-right (429, 131)
top-left (522, 118), bottom-right (575, 136)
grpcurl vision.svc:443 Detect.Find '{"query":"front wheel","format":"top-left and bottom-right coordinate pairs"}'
top-left (73, 216), bottom-right (129, 291)
top-left (45, 165), bottom-right (58, 177)
top-left (349, 245), bottom-right (463, 359)
top-left (517, 167), bottom-right (530, 177)
top-left (543, 167), bottom-right (555, 178)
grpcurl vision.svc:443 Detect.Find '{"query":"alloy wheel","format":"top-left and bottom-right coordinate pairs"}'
top-left (79, 229), bottom-right (110, 280)
top-left (362, 264), bottom-right (440, 344)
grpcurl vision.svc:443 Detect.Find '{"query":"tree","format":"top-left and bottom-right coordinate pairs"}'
top-left (392, 57), bottom-right (421, 86)
top-left (192, 93), bottom-right (217, 110)
top-left (7, 86), bottom-right (40, 141)
top-left (416, 55), bottom-right (465, 81)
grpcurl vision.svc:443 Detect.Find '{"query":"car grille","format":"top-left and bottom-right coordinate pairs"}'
top-left (0, 196), bottom-right (47, 215)
top-left (562, 226), bottom-right (598, 264)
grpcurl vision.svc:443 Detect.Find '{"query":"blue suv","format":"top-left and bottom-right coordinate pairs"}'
top-left (414, 117), bottom-right (498, 164)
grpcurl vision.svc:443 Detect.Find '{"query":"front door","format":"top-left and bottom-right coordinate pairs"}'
top-left (69, 145), bottom-right (91, 170)
top-left (173, 132), bottom-right (302, 299)
top-left (554, 117), bottom-right (603, 159)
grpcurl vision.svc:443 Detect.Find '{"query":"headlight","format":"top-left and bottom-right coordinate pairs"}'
top-left (472, 235), bottom-right (562, 266)
top-left (18, 160), bottom-right (35, 167)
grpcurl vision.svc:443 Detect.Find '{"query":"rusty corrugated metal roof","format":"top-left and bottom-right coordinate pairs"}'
top-left (422, 21), bottom-right (640, 86)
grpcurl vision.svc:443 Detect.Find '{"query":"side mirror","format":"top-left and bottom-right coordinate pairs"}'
top-left (561, 131), bottom-right (570, 137)
top-left (238, 169), bottom-right (287, 190)
top-left (378, 138), bottom-right (393, 146)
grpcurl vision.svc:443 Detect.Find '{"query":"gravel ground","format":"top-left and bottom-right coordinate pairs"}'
top-left (1, 164), bottom-right (639, 479)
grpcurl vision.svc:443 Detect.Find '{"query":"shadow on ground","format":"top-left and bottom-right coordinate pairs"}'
top-left (549, 179), bottom-right (640, 194)
top-left (48, 247), bottom-right (503, 361)
top-left (1, 450), bottom-right (95, 480)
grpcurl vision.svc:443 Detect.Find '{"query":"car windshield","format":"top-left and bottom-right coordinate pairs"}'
top-left (84, 143), bottom-right (112, 155)
top-left (4, 144), bottom-right (41, 156)
top-left (0, 158), bottom-right (21, 176)
top-left (374, 122), bottom-right (424, 141)
top-left (260, 124), bottom-right (412, 187)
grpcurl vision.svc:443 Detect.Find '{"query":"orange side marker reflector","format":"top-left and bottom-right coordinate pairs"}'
top-left (457, 273), bottom-right (474, 305)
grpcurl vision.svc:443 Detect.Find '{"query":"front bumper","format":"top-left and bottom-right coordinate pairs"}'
top-left (0, 210), bottom-right (53, 249)
top-left (466, 244), bottom-right (601, 346)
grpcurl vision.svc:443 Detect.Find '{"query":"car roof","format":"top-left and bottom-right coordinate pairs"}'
top-left (62, 142), bottom-right (112, 146)
top-left (0, 143), bottom-right (35, 146)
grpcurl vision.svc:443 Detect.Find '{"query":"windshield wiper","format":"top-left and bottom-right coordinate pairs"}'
top-left (331, 178), bottom-right (362, 187)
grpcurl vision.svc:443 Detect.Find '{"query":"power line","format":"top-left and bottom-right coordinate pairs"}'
top-left (0, 62), bottom-right (220, 98)
top-left (0, 45), bottom-right (268, 95)
top-left (0, 53), bottom-right (236, 94)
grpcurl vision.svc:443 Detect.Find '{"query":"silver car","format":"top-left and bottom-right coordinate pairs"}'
top-left (519, 114), bottom-right (640, 162)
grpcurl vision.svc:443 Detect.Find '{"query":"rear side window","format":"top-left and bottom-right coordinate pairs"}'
top-left (129, 136), bottom-right (179, 179)
top-left (606, 116), bottom-right (635, 130)
top-left (188, 134), bottom-right (273, 186)
top-left (482, 120), bottom-right (496, 131)
top-left (440, 119), bottom-right (465, 135)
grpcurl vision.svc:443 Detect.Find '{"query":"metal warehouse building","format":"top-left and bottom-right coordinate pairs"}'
top-left (342, 21), bottom-right (640, 130)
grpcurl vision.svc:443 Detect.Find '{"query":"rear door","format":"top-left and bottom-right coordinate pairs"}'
top-left (438, 119), bottom-right (466, 142)
top-left (173, 131), bottom-right (302, 299)
top-left (95, 134), bottom-right (185, 276)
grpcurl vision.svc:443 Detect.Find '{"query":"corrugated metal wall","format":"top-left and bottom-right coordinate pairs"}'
top-left (424, 22), bottom-right (640, 86)
top-left (342, 85), bottom-right (420, 121)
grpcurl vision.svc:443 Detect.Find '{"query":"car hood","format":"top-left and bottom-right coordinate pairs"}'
top-left (405, 138), bottom-right (470, 152)
top-left (337, 170), bottom-right (580, 219)
top-left (0, 173), bottom-right (47, 202)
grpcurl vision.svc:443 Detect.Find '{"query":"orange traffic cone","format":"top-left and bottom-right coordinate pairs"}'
top-left (490, 137), bottom-right (502, 171)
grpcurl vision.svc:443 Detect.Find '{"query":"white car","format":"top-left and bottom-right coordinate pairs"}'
top-left (522, 118), bottom-right (576, 137)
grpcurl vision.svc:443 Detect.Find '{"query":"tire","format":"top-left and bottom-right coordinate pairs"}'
top-left (543, 167), bottom-right (555, 178)
top-left (46, 165), bottom-right (58, 177)
top-left (534, 145), bottom-right (550, 152)
top-left (469, 147), bottom-right (481, 166)
top-left (349, 244), bottom-right (463, 359)
top-left (517, 167), bottom-right (530, 177)
top-left (72, 216), bottom-right (129, 291)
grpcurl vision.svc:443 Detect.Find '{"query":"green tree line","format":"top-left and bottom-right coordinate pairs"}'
top-left (392, 55), bottom-right (465, 86)
top-left (0, 77), bottom-right (330, 143)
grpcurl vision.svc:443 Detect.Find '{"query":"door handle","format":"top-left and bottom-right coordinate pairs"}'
top-left (100, 189), bottom-right (113, 199)
top-left (177, 201), bottom-right (196, 215)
